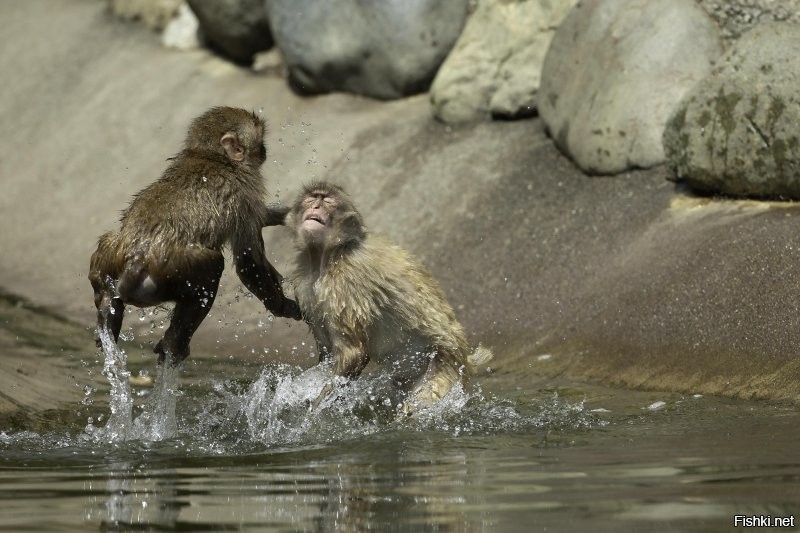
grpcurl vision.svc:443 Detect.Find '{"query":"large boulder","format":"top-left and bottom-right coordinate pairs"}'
top-left (430, 0), bottom-right (576, 124)
top-left (538, 0), bottom-right (722, 174)
top-left (265, 0), bottom-right (469, 100)
top-left (187, 0), bottom-right (272, 65)
top-left (663, 22), bottom-right (800, 199)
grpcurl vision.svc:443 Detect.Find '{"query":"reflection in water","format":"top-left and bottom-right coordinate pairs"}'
top-left (87, 462), bottom-right (181, 530)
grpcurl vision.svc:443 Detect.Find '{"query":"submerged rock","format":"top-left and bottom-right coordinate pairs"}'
top-left (663, 22), bottom-right (800, 199)
top-left (538, 0), bottom-right (722, 174)
top-left (430, 0), bottom-right (576, 124)
top-left (265, 0), bottom-right (468, 99)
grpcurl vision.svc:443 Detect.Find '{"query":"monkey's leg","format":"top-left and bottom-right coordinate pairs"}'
top-left (154, 300), bottom-right (206, 365)
top-left (311, 333), bottom-right (368, 410)
top-left (154, 249), bottom-right (224, 365)
top-left (233, 232), bottom-right (302, 320)
top-left (404, 357), bottom-right (461, 415)
top-left (89, 234), bottom-right (126, 346)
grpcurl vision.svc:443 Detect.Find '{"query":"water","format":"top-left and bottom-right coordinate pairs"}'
top-left (2, 309), bottom-right (800, 531)
top-left (88, 326), bottom-right (182, 443)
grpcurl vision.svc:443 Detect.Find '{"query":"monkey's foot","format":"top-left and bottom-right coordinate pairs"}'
top-left (154, 340), bottom-right (188, 367)
top-left (310, 381), bottom-right (336, 412)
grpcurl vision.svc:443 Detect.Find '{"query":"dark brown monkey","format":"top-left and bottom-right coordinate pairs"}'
top-left (89, 106), bottom-right (301, 365)
top-left (288, 181), bottom-right (492, 414)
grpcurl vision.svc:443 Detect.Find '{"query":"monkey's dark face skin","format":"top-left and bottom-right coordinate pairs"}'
top-left (290, 182), bottom-right (366, 256)
top-left (299, 190), bottom-right (338, 244)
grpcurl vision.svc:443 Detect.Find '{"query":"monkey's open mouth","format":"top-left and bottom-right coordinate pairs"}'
top-left (303, 214), bottom-right (325, 226)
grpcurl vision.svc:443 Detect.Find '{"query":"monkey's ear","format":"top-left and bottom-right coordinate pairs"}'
top-left (221, 132), bottom-right (245, 162)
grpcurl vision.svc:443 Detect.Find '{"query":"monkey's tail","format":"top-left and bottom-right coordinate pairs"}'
top-left (466, 344), bottom-right (493, 375)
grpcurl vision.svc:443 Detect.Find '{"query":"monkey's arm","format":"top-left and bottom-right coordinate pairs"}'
top-left (261, 203), bottom-right (291, 227)
top-left (232, 231), bottom-right (302, 320)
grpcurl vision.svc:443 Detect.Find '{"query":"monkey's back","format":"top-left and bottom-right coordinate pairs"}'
top-left (119, 152), bottom-right (266, 251)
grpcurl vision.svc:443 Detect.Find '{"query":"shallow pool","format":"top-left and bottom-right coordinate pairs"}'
top-left (2, 350), bottom-right (799, 532)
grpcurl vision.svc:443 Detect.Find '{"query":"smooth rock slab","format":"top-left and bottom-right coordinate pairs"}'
top-left (265, 0), bottom-right (468, 100)
top-left (538, 0), bottom-right (722, 174)
top-left (663, 22), bottom-right (800, 199)
top-left (430, 0), bottom-right (576, 124)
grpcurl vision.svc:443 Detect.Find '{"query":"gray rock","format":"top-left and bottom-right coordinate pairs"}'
top-left (430, 0), bottom-right (576, 124)
top-left (663, 22), bottom-right (800, 198)
top-left (187, 0), bottom-right (272, 65)
top-left (265, 0), bottom-right (468, 99)
top-left (538, 0), bottom-right (722, 174)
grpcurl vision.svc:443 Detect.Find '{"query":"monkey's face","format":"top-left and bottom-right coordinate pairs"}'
top-left (240, 120), bottom-right (267, 167)
top-left (298, 191), bottom-right (338, 244)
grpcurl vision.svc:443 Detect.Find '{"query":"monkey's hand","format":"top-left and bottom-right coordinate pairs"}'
top-left (273, 298), bottom-right (303, 321)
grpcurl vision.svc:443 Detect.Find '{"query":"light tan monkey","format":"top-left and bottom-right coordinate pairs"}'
top-left (288, 181), bottom-right (492, 414)
top-left (89, 106), bottom-right (301, 365)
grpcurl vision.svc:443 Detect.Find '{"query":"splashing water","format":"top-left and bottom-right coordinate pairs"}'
top-left (244, 364), bottom-right (334, 444)
top-left (88, 327), bottom-right (182, 443)
top-left (77, 342), bottom-right (599, 451)
top-left (89, 326), bottom-right (133, 441)
top-left (131, 363), bottom-right (181, 441)
top-left (237, 364), bottom-right (595, 446)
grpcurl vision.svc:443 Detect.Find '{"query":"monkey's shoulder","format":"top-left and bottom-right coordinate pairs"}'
top-left (319, 236), bottom-right (448, 326)
top-left (172, 154), bottom-right (261, 186)
top-left (362, 236), bottom-right (446, 294)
